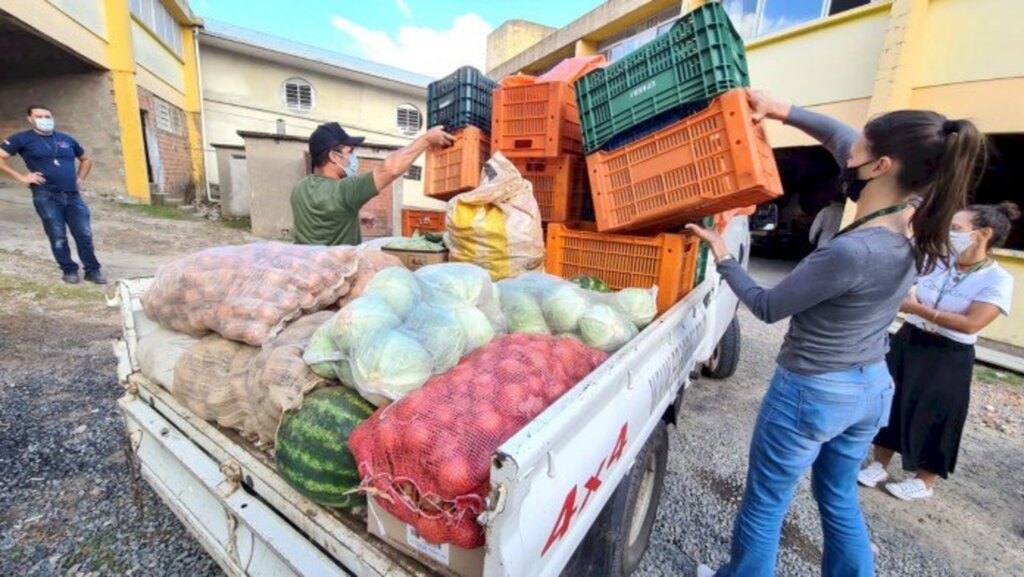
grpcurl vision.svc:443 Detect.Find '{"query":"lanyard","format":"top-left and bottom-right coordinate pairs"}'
top-left (37, 133), bottom-right (61, 166)
top-left (932, 259), bottom-right (989, 311)
top-left (834, 203), bottom-right (910, 238)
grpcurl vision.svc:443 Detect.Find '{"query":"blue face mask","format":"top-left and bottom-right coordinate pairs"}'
top-left (344, 153), bottom-right (359, 178)
top-left (34, 118), bottom-right (55, 133)
top-left (335, 149), bottom-right (358, 177)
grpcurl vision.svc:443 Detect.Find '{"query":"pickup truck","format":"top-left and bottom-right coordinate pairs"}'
top-left (111, 216), bottom-right (750, 577)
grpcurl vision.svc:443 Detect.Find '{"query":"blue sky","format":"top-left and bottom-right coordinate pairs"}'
top-left (191, 0), bottom-right (603, 77)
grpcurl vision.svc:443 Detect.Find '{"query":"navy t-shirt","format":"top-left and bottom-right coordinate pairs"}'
top-left (1, 130), bottom-right (84, 193)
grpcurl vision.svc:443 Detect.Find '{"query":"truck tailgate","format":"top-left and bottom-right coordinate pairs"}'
top-left (119, 376), bottom-right (437, 577)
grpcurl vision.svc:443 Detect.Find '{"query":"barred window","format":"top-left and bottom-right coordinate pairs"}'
top-left (397, 104), bottom-right (422, 136)
top-left (283, 78), bottom-right (314, 113)
top-left (405, 165), bottom-right (423, 181)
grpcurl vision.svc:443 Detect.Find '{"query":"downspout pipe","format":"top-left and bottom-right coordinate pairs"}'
top-left (194, 25), bottom-right (215, 203)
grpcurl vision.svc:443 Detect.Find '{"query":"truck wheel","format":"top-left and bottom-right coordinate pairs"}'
top-left (702, 316), bottom-right (740, 379)
top-left (609, 421), bottom-right (669, 576)
top-left (561, 422), bottom-right (670, 577)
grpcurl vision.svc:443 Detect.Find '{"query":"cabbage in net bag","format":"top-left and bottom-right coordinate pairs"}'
top-left (304, 263), bottom-right (505, 404)
top-left (349, 334), bottom-right (608, 548)
top-left (142, 242), bottom-right (359, 346)
top-left (444, 153), bottom-right (545, 281)
top-left (497, 273), bottom-right (657, 352)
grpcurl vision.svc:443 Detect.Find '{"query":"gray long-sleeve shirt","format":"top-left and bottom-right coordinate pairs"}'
top-left (717, 107), bottom-right (915, 375)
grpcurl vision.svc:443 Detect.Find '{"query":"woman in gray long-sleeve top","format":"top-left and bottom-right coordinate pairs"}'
top-left (691, 89), bottom-right (988, 577)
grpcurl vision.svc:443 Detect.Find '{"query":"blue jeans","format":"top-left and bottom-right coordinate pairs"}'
top-left (31, 190), bottom-right (101, 275)
top-left (716, 363), bottom-right (894, 577)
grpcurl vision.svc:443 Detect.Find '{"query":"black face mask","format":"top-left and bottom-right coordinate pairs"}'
top-left (839, 160), bottom-right (876, 202)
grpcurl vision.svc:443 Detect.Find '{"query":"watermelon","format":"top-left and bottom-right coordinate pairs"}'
top-left (570, 275), bottom-right (612, 293)
top-left (276, 387), bottom-right (376, 508)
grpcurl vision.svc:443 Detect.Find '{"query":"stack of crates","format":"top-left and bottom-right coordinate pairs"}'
top-left (424, 66), bottom-right (498, 200)
top-left (491, 56), bottom-right (604, 224)
top-left (545, 2), bottom-right (784, 312)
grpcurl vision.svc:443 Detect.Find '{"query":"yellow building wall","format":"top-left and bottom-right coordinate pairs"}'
top-left (987, 250), bottom-right (1024, 347)
top-left (0, 0), bottom-right (109, 67)
top-left (46, 0), bottom-right (108, 39)
top-left (745, 7), bottom-right (888, 108)
top-left (200, 43), bottom-right (437, 208)
top-left (131, 20), bottom-right (186, 96)
top-left (915, 0), bottom-right (1024, 88)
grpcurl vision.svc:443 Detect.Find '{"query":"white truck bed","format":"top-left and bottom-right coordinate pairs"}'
top-left (113, 218), bottom-right (748, 577)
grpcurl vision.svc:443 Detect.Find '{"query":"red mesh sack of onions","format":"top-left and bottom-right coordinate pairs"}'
top-left (349, 333), bottom-right (608, 548)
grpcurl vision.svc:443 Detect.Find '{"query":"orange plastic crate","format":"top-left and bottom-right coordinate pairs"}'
top-left (512, 155), bottom-right (588, 223)
top-left (424, 126), bottom-right (490, 200)
top-left (492, 81), bottom-right (583, 158)
top-left (545, 223), bottom-right (700, 313)
top-left (586, 89), bottom-right (783, 233)
top-left (538, 55), bottom-right (607, 84)
top-left (401, 208), bottom-right (446, 237)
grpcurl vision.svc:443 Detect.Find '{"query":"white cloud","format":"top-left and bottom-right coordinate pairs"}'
top-left (330, 13), bottom-right (493, 79)
top-left (396, 0), bottom-right (412, 19)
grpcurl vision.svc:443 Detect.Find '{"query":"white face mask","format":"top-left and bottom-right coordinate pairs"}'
top-left (34, 117), bottom-right (54, 133)
top-left (949, 230), bottom-right (975, 257)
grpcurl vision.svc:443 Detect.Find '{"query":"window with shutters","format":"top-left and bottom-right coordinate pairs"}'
top-left (283, 78), bottom-right (315, 113)
top-left (155, 99), bottom-right (185, 136)
top-left (405, 165), bottom-right (422, 181)
top-left (396, 104), bottom-right (422, 136)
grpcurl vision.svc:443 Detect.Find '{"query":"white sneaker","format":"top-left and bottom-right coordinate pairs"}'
top-left (696, 564), bottom-right (716, 577)
top-left (857, 461), bottom-right (889, 488)
top-left (885, 478), bottom-right (934, 501)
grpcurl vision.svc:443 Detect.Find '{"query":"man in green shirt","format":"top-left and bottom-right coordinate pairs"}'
top-left (291, 122), bottom-right (453, 245)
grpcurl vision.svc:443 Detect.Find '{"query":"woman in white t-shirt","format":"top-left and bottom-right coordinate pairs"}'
top-left (858, 202), bottom-right (1019, 500)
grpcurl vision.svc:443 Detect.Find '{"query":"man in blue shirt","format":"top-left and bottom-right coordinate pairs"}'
top-left (0, 104), bottom-right (105, 284)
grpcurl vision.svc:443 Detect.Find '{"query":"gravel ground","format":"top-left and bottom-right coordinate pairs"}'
top-left (2, 191), bottom-right (1022, 576)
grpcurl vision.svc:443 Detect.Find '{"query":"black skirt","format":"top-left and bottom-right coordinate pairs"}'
top-left (873, 323), bottom-right (975, 478)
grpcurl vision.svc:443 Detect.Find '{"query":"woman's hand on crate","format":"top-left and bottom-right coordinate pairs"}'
top-left (745, 88), bottom-right (792, 123)
top-left (685, 224), bottom-right (731, 263)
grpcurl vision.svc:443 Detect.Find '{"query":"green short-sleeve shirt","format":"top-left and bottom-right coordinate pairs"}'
top-left (290, 172), bottom-right (378, 246)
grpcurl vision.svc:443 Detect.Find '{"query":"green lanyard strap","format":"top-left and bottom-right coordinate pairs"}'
top-left (834, 203), bottom-right (911, 238)
top-left (931, 259), bottom-right (990, 311)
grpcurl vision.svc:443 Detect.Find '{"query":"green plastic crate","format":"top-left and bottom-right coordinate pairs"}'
top-left (576, 3), bottom-right (749, 154)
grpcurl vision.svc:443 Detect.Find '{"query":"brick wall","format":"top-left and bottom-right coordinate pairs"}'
top-left (137, 87), bottom-right (195, 202)
top-left (355, 157), bottom-right (394, 238)
top-left (0, 71), bottom-right (123, 194)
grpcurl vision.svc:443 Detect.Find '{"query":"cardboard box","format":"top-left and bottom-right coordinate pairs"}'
top-left (367, 499), bottom-right (485, 577)
top-left (381, 248), bottom-right (449, 271)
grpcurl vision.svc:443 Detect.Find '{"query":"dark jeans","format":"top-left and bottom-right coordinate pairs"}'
top-left (31, 190), bottom-right (101, 275)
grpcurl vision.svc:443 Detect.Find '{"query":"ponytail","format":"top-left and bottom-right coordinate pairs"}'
top-left (864, 112), bottom-right (988, 274)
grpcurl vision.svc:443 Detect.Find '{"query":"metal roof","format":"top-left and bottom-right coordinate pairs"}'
top-left (200, 19), bottom-right (434, 88)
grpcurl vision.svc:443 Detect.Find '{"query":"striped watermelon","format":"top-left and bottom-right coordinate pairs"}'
top-left (275, 387), bottom-right (376, 508)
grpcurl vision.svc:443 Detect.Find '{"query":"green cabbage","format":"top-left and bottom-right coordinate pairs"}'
top-left (303, 323), bottom-right (343, 379)
top-left (404, 305), bottom-right (467, 373)
top-left (351, 329), bottom-right (433, 404)
top-left (331, 295), bottom-right (402, 351)
top-left (502, 289), bottom-right (551, 335)
top-left (415, 263), bottom-right (490, 308)
top-left (364, 267), bottom-right (422, 320)
top-left (614, 288), bottom-right (658, 329)
top-left (579, 303), bottom-right (639, 353)
top-left (542, 284), bottom-right (589, 333)
top-left (454, 306), bottom-right (497, 352)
